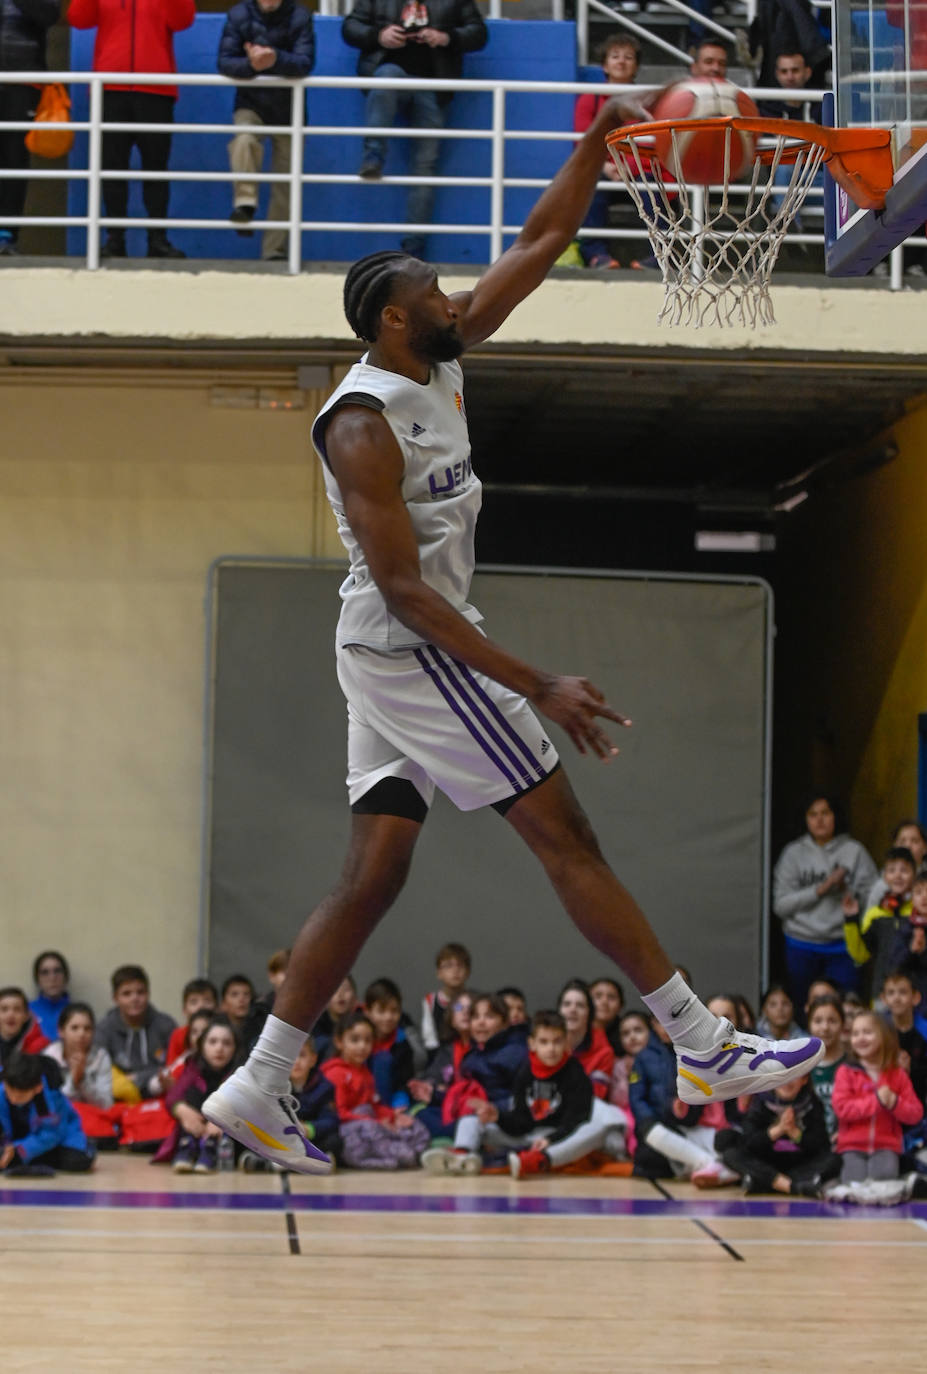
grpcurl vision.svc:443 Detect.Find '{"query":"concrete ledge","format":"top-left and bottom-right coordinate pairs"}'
top-left (0, 262), bottom-right (924, 357)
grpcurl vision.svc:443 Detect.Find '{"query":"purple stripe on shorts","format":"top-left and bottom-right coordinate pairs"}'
top-left (452, 657), bottom-right (546, 780)
top-left (413, 648), bottom-right (525, 793)
top-left (424, 647), bottom-right (541, 789)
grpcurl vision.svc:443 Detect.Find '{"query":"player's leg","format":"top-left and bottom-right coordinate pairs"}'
top-left (503, 768), bottom-right (824, 1103)
top-left (203, 807), bottom-right (423, 1172)
top-left (272, 809), bottom-right (421, 1030)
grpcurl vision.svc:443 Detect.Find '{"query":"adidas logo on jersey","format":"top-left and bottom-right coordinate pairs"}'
top-left (410, 422), bottom-right (426, 437)
top-left (540, 739), bottom-right (550, 754)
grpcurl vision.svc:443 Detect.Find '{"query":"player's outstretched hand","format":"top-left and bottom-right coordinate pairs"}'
top-left (532, 675), bottom-right (631, 760)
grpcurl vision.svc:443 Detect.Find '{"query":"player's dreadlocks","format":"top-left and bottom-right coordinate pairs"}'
top-left (343, 251), bottom-right (414, 343)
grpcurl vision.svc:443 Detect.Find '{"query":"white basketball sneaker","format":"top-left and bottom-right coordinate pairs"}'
top-left (675, 1020), bottom-right (824, 1104)
top-left (202, 1065), bottom-right (333, 1175)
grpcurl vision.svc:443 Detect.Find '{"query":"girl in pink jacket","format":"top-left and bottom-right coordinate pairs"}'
top-left (832, 1010), bottom-right (923, 1183)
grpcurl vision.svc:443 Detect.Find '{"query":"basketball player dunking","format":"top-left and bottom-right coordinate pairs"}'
top-left (204, 97), bottom-right (823, 1171)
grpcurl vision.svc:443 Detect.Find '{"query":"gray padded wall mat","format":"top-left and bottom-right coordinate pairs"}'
top-left (205, 563), bottom-right (769, 1009)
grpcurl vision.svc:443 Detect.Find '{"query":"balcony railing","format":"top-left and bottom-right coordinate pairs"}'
top-left (0, 69), bottom-right (920, 287)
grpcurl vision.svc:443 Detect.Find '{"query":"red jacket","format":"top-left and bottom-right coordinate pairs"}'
top-left (321, 1057), bottom-right (392, 1123)
top-left (574, 90), bottom-right (612, 135)
top-left (68, 0), bottom-right (195, 98)
top-left (574, 1026), bottom-right (615, 1100)
top-left (886, 1), bottom-right (927, 69)
top-left (831, 1062), bottom-right (923, 1155)
top-left (23, 1019), bottom-right (50, 1054)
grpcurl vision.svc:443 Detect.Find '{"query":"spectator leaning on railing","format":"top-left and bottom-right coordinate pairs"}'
top-left (0, 0), bottom-right (59, 256)
top-left (68, 0), bottom-right (194, 260)
top-left (217, 0), bottom-right (314, 263)
top-left (342, 0), bottom-right (487, 261)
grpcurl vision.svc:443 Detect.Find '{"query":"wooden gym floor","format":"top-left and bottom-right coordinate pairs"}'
top-left (3, 1155), bottom-right (924, 1372)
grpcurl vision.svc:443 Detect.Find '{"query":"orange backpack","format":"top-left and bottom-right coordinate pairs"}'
top-left (25, 83), bottom-right (73, 160)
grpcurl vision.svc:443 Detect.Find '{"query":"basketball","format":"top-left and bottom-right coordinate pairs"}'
top-left (651, 79), bottom-right (760, 184)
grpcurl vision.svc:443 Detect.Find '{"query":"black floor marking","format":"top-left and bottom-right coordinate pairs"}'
top-left (649, 1178), bottom-right (745, 1262)
top-left (278, 1170), bottom-right (301, 1255)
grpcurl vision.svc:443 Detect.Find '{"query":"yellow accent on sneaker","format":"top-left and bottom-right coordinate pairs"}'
top-left (678, 1067), bottom-right (713, 1097)
top-left (244, 1120), bottom-right (286, 1150)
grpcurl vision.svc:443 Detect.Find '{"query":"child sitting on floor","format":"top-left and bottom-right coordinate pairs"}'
top-left (756, 983), bottom-right (802, 1041)
top-left (290, 1036), bottom-right (340, 1162)
top-left (154, 1014), bottom-right (240, 1174)
top-left (879, 968), bottom-right (927, 1102)
top-left (364, 977), bottom-right (426, 1108)
top-left (408, 992), bottom-right (472, 1139)
top-left (43, 1003), bottom-right (113, 1110)
top-left (832, 1009), bottom-right (922, 1184)
top-left (629, 1018), bottom-right (739, 1188)
top-left (165, 979), bottom-right (219, 1070)
top-left (419, 995), bottom-right (538, 1175)
top-left (421, 943), bottom-right (471, 1054)
top-left (321, 1012), bottom-right (429, 1170)
top-left (423, 1010), bottom-right (618, 1179)
top-left (720, 1074), bottom-right (840, 1197)
top-left (0, 987), bottom-right (49, 1073)
top-left (95, 964), bottom-right (176, 1103)
top-left (608, 1009), bottom-right (650, 1115)
top-left (807, 993), bottom-right (846, 1140)
top-left (590, 977), bottom-right (625, 1054)
top-left (313, 975), bottom-right (358, 1062)
top-left (497, 987), bottom-right (529, 1027)
top-left (0, 1053), bottom-right (95, 1177)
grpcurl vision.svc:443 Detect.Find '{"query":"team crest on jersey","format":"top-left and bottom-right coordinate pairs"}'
top-left (454, 391), bottom-right (464, 416)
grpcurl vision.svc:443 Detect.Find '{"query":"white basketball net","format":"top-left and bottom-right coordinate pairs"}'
top-left (608, 125), bottom-right (828, 328)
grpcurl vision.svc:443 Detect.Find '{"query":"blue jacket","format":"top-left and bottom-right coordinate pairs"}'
top-left (629, 1033), bottom-right (743, 1134)
top-left (370, 1026), bottom-right (415, 1109)
top-left (217, 0), bottom-right (314, 124)
top-left (458, 1024), bottom-right (528, 1108)
top-left (628, 1034), bottom-right (679, 1134)
top-left (293, 1068), bottom-right (339, 1146)
top-left (0, 1079), bottom-right (89, 1163)
top-left (29, 993), bottom-right (70, 1043)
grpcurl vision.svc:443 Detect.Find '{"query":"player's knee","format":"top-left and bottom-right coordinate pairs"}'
top-left (341, 849), bottom-right (412, 917)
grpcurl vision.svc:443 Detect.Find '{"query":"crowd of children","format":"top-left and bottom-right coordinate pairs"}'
top-left (6, 840), bottom-right (927, 1203)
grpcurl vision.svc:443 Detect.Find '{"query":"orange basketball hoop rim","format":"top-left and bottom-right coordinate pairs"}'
top-left (606, 116), bottom-right (893, 212)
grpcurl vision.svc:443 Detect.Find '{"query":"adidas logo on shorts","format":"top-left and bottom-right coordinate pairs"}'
top-left (410, 422), bottom-right (426, 437)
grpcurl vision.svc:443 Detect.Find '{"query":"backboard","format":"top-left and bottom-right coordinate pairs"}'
top-left (826, 0), bottom-right (927, 273)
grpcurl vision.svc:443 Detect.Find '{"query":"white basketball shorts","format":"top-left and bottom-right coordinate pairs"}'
top-left (336, 642), bottom-right (560, 813)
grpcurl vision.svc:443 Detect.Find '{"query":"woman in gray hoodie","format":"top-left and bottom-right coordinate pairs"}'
top-left (773, 794), bottom-right (878, 1014)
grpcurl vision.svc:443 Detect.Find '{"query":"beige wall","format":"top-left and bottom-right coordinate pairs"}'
top-left (2, 266), bottom-right (927, 355)
top-left (0, 368), bottom-right (343, 1020)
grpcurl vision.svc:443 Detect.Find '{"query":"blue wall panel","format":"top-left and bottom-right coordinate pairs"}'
top-left (67, 16), bottom-right (579, 264)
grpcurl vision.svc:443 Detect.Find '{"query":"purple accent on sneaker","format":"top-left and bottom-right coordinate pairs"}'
top-left (283, 1123), bottom-right (329, 1163)
top-left (748, 1039), bottom-right (821, 1072)
top-left (680, 1047), bottom-right (745, 1072)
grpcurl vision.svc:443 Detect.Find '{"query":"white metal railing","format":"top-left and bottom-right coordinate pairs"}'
top-left (576, 0), bottom-right (747, 66)
top-left (0, 70), bottom-right (921, 286)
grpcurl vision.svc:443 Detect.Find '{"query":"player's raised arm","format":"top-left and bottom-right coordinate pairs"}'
top-left (453, 94), bottom-right (646, 350)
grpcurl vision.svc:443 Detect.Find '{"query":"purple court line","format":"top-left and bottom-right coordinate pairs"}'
top-left (2, 1188), bottom-right (927, 1223)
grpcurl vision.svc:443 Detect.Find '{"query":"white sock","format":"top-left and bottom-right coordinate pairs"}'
top-left (645, 1123), bottom-right (716, 1173)
top-left (642, 973), bottom-right (721, 1050)
top-left (248, 1014), bottom-right (307, 1095)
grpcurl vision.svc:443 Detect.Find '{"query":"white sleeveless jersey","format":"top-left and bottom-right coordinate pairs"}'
top-left (311, 356), bottom-right (484, 650)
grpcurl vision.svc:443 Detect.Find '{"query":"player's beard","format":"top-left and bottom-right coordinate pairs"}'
top-left (408, 319), bottom-right (464, 363)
